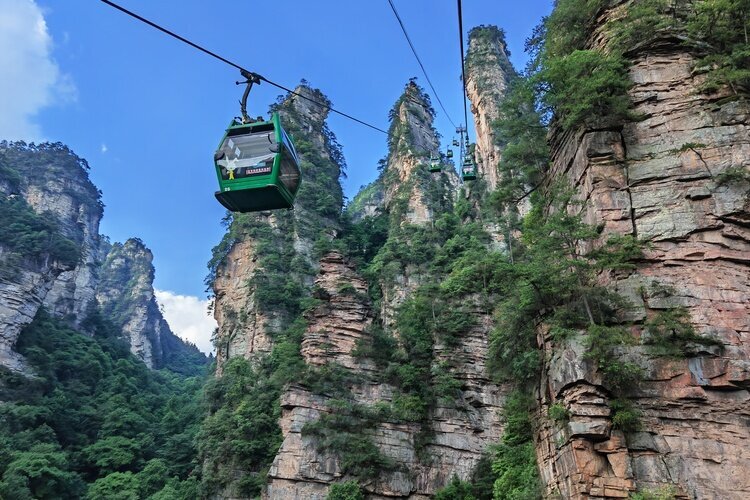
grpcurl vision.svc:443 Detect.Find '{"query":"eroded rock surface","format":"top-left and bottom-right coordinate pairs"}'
top-left (267, 253), bottom-right (505, 498)
top-left (0, 142), bottom-right (204, 372)
top-left (0, 143), bottom-right (102, 372)
top-left (540, 31), bottom-right (750, 499)
top-left (465, 26), bottom-right (514, 192)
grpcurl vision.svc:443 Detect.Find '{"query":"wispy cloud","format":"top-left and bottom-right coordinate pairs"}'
top-left (155, 290), bottom-right (217, 354)
top-left (0, 0), bottom-right (76, 141)
top-left (100, 143), bottom-right (108, 153)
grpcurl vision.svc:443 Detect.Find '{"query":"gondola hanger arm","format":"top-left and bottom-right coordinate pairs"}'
top-left (237, 70), bottom-right (262, 124)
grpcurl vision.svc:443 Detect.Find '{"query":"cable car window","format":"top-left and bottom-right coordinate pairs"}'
top-left (216, 132), bottom-right (277, 180)
top-left (279, 154), bottom-right (300, 194)
top-left (281, 129), bottom-right (298, 163)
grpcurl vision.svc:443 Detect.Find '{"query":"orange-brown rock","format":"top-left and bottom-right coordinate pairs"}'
top-left (267, 253), bottom-right (505, 498)
top-left (539, 19), bottom-right (750, 500)
top-left (465, 26), bottom-right (514, 192)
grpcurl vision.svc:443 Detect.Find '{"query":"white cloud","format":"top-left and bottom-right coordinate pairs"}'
top-left (0, 0), bottom-right (76, 141)
top-left (100, 143), bottom-right (108, 153)
top-left (155, 290), bottom-right (217, 355)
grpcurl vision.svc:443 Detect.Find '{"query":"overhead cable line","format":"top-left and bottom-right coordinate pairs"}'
top-left (99, 0), bottom-right (390, 136)
top-left (386, 0), bottom-right (458, 129)
top-left (456, 0), bottom-right (470, 135)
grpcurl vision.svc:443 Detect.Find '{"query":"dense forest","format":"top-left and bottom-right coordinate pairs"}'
top-left (0, 311), bottom-right (205, 499)
top-left (1, 0), bottom-right (748, 498)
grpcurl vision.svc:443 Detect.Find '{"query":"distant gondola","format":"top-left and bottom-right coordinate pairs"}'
top-left (429, 155), bottom-right (441, 173)
top-left (214, 112), bottom-right (301, 212)
top-left (461, 154), bottom-right (477, 181)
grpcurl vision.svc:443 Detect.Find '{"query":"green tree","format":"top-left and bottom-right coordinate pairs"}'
top-left (327, 480), bottom-right (365, 500)
top-left (0, 444), bottom-right (83, 500)
top-left (434, 476), bottom-right (477, 500)
top-left (86, 471), bottom-right (140, 500)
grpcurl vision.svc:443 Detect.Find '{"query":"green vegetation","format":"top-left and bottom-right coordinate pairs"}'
top-left (327, 480), bottom-right (365, 500)
top-left (528, 0), bottom-right (633, 130)
top-left (197, 0), bottom-right (739, 490)
top-left (687, 0), bottom-right (750, 93)
top-left (526, 0), bottom-right (748, 133)
top-left (610, 399), bottom-right (642, 433)
top-left (537, 49), bottom-right (633, 130)
top-left (0, 310), bottom-right (204, 498)
top-left (489, 391), bottom-right (541, 499)
top-left (488, 194), bottom-right (644, 386)
top-left (199, 319), bottom-right (307, 497)
top-left (0, 141), bottom-right (104, 213)
top-left (201, 85), bottom-right (349, 496)
top-left (434, 475), bottom-right (478, 500)
top-left (643, 307), bottom-right (722, 357)
top-left (302, 399), bottom-right (396, 481)
top-left (630, 484), bottom-right (678, 500)
top-left (548, 403), bottom-right (571, 422)
top-left (0, 194), bottom-right (81, 277)
top-left (489, 76), bottom-right (548, 215)
top-left (715, 165), bottom-right (750, 186)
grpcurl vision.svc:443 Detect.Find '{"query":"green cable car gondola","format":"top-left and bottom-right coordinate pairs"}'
top-left (446, 148), bottom-right (453, 159)
top-left (214, 72), bottom-right (302, 213)
top-left (429, 155), bottom-right (441, 173)
top-left (214, 112), bottom-right (301, 212)
top-left (461, 154), bottom-right (477, 181)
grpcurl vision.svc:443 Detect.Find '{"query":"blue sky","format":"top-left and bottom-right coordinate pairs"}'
top-left (3, 0), bottom-right (552, 350)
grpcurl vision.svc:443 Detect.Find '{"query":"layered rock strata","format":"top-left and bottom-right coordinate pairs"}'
top-left (0, 142), bottom-right (204, 371)
top-left (465, 26), bottom-right (514, 192)
top-left (267, 252), bottom-right (505, 498)
top-left (0, 143), bottom-right (102, 372)
top-left (538, 29), bottom-right (750, 499)
top-left (96, 238), bottom-right (201, 369)
top-left (211, 85), bottom-right (344, 372)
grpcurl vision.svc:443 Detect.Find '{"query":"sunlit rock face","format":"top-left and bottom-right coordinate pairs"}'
top-left (266, 252), bottom-right (506, 499)
top-left (465, 25), bottom-right (514, 192)
top-left (0, 142), bottom-right (204, 372)
top-left (538, 6), bottom-right (750, 498)
top-left (263, 82), bottom-right (506, 499)
top-left (96, 238), bottom-right (204, 369)
top-left (0, 143), bottom-right (102, 372)
top-left (211, 85), bottom-right (344, 374)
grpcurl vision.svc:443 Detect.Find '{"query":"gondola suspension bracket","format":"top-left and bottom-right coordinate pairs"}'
top-left (237, 70), bottom-right (262, 124)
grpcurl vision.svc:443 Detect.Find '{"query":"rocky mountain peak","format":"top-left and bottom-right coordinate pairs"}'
top-left (96, 237), bottom-right (205, 371)
top-left (465, 26), bottom-right (515, 191)
top-left (0, 143), bottom-right (205, 374)
top-left (211, 85), bottom-right (345, 373)
top-left (280, 83), bottom-right (331, 132)
top-left (378, 80), bottom-right (456, 225)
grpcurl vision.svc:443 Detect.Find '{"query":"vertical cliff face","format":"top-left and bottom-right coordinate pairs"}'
top-left (537, 5), bottom-right (750, 498)
top-left (382, 81), bottom-right (457, 225)
top-left (207, 9), bottom-right (748, 495)
top-left (260, 82), bottom-right (504, 498)
top-left (465, 26), bottom-right (515, 192)
top-left (267, 252), bottom-right (505, 499)
top-left (0, 142), bottom-right (102, 372)
top-left (0, 142), bottom-right (205, 373)
top-left (211, 84), bottom-right (344, 371)
top-left (368, 82), bottom-right (458, 331)
top-left (203, 85), bottom-right (346, 497)
top-left (96, 238), bottom-right (205, 370)
top-left (349, 81), bottom-right (457, 227)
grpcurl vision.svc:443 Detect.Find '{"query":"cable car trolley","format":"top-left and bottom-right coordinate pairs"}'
top-left (461, 155), bottom-right (477, 181)
top-left (214, 71), bottom-right (301, 213)
top-left (428, 154), bottom-right (441, 173)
